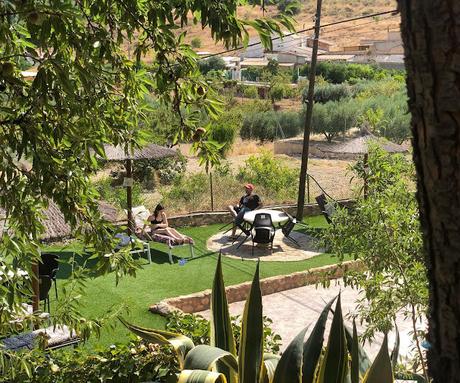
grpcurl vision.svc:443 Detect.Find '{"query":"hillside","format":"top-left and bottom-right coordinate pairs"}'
top-left (182, 0), bottom-right (400, 54)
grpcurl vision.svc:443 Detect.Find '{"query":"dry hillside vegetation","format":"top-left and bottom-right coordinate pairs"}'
top-left (181, 0), bottom-right (400, 54)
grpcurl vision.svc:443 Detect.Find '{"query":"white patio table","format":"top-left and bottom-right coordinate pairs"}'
top-left (243, 209), bottom-right (290, 225)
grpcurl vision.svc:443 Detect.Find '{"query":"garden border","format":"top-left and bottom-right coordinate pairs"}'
top-left (167, 199), bottom-right (355, 227)
top-left (150, 260), bottom-right (362, 315)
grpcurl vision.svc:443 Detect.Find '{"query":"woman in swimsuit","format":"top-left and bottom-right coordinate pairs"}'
top-left (147, 204), bottom-right (193, 244)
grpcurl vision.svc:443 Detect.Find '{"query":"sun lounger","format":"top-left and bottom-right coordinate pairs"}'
top-left (2, 324), bottom-right (79, 351)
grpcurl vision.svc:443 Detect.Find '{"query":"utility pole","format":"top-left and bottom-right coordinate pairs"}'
top-left (296, 0), bottom-right (322, 220)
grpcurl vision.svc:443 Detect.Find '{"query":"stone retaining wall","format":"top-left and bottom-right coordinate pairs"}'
top-left (168, 200), bottom-right (354, 228)
top-left (150, 260), bottom-right (362, 315)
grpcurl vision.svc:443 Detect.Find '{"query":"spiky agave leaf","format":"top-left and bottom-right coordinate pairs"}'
top-left (262, 354), bottom-right (281, 383)
top-left (273, 326), bottom-right (309, 383)
top-left (119, 317), bottom-right (194, 369)
top-left (177, 370), bottom-right (227, 383)
top-left (184, 345), bottom-right (238, 372)
top-left (317, 294), bottom-right (348, 383)
top-left (362, 335), bottom-right (393, 383)
top-left (302, 296), bottom-right (337, 383)
top-left (210, 253), bottom-right (237, 383)
top-left (239, 262), bottom-right (264, 383)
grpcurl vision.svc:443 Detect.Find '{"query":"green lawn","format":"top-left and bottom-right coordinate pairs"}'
top-left (47, 215), bottom-right (345, 348)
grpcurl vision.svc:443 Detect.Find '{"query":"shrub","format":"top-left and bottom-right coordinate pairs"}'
top-left (269, 83), bottom-right (285, 102)
top-left (190, 37), bottom-right (202, 48)
top-left (165, 311), bottom-right (282, 354)
top-left (310, 82), bottom-right (352, 103)
top-left (242, 85), bottom-right (259, 99)
top-left (132, 153), bottom-right (187, 186)
top-left (299, 62), bottom-right (397, 84)
top-left (240, 111), bottom-right (279, 141)
top-left (277, 0), bottom-right (302, 15)
top-left (240, 110), bottom-right (302, 141)
top-left (0, 338), bottom-right (177, 383)
top-left (94, 177), bottom-right (144, 210)
top-left (241, 66), bottom-right (263, 82)
top-left (162, 172), bottom-right (209, 210)
top-left (237, 150), bottom-right (298, 196)
top-left (209, 110), bottom-right (242, 156)
top-left (278, 110), bottom-right (302, 138)
top-left (310, 98), bottom-right (360, 142)
top-left (198, 56), bottom-right (226, 75)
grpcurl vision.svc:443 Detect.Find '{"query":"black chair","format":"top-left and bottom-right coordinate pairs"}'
top-left (39, 276), bottom-right (52, 313)
top-left (39, 253), bottom-right (59, 299)
top-left (315, 194), bottom-right (333, 224)
top-left (281, 217), bottom-right (300, 247)
top-left (250, 213), bottom-right (276, 256)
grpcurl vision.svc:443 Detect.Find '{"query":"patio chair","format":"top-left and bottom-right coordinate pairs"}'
top-left (250, 213), bottom-right (276, 256)
top-left (280, 216), bottom-right (300, 247)
top-left (315, 193), bottom-right (334, 224)
top-left (39, 275), bottom-right (52, 313)
top-left (39, 253), bottom-right (59, 299)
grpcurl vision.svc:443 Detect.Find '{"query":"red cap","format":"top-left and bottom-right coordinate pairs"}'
top-left (245, 183), bottom-right (254, 190)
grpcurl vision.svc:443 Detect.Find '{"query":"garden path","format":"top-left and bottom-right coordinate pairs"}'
top-left (197, 279), bottom-right (426, 361)
top-left (207, 229), bottom-right (323, 261)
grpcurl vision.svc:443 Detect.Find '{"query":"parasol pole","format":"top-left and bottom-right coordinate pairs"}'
top-left (126, 158), bottom-right (134, 235)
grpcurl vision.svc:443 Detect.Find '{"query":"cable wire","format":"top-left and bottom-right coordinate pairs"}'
top-left (201, 9), bottom-right (399, 60)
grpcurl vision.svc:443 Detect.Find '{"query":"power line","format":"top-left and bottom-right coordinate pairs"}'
top-left (201, 9), bottom-right (399, 60)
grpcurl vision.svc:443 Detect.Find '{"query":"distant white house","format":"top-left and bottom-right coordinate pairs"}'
top-left (240, 32), bottom-right (330, 65)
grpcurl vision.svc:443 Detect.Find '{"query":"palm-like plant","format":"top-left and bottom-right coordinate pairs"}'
top-left (121, 254), bottom-right (402, 383)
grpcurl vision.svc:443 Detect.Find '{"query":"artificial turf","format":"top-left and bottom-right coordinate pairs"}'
top-left (46, 215), bottom-right (346, 348)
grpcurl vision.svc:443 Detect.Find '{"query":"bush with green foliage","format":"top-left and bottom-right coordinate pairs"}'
top-left (240, 110), bottom-right (302, 141)
top-left (209, 109), bottom-right (243, 156)
top-left (242, 85), bottom-right (259, 99)
top-left (238, 151), bottom-right (298, 196)
top-left (132, 153), bottom-right (188, 186)
top-left (191, 37), bottom-right (202, 48)
top-left (276, 0), bottom-right (302, 15)
top-left (198, 57), bottom-right (227, 75)
top-left (311, 82), bottom-right (352, 103)
top-left (94, 177), bottom-right (144, 210)
top-left (310, 98), bottom-right (361, 142)
top-left (299, 62), bottom-right (396, 84)
top-left (322, 145), bottom-right (428, 381)
top-left (165, 311), bottom-right (282, 354)
top-left (123, 254), bottom-right (411, 383)
top-left (162, 173), bottom-right (210, 210)
top-left (0, 339), bottom-right (177, 383)
top-left (241, 66), bottom-right (264, 82)
top-left (357, 90), bottom-right (411, 143)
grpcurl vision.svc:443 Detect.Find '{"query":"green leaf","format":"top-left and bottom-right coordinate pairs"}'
top-left (262, 354), bottom-right (280, 383)
top-left (273, 326), bottom-right (309, 383)
top-left (210, 253), bottom-right (237, 383)
top-left (350, 320), bottom-right (360, 383)
top-left (345, 323), bottom-right (372, 379)
top-left (302, 296), bottom-right (337, 383)
top-left (184, 345), bottom-right (238, 372)
top-left (119, 317), bottom-right (194, 369)
top-left (178, 370), bottom-right (227, 383)
top-left (362, 335), bottom-right (393, 383)
top-left (238, 261), bottom-right (263, 383)
top-left (317, 294), bottom-right (348, 383)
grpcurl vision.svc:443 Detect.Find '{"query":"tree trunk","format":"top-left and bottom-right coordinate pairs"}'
top-left (398, 1), bottom-right (460, 381)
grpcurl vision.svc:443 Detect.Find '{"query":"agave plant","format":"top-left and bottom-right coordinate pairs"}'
top-left (121, 254), bottom-right (404, 383)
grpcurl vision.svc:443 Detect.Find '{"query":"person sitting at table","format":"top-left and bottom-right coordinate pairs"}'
top-left (147, 204), bottom-right (193, 244)
top-left (227, 183), bottom-right (262, 240)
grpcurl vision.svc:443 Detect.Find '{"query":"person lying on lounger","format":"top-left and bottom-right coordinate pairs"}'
top-left (147, 204), bottom-right (193, 244)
